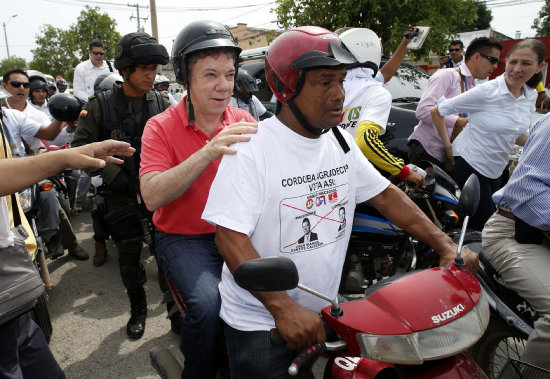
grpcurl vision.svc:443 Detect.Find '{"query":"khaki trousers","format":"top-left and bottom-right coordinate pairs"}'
top-left (482, 213), bottom-right (550, 370)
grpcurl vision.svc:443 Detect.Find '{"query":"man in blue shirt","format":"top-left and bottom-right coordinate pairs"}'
top-left (482, 112), bottom-right (550, 370)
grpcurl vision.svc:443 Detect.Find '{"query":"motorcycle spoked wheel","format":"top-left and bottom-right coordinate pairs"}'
top-left (470, 317), bottom-right (527, 379)
top-left (32, 292), bottom-right (53, 344)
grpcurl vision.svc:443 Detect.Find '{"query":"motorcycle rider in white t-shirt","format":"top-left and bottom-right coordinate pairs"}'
top-left (202, 26), bottom-right (480, 378)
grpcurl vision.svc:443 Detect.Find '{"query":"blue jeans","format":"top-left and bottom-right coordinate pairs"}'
top-left (156, 232), bottom-right (223, 379)
top-left (0, 312), bottom-right (65, 379)
top-left (224, 324), bottom-right (315, 379)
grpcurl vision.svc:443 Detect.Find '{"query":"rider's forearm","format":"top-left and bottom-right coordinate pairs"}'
top-left (369, 184), bottom-right (455, 257)
top-left (215, 226), bottom-right (298, 314)
top-left (140, 147), bottom-right (212, 211)
top-left (355, 121), bottom-right (407, 177)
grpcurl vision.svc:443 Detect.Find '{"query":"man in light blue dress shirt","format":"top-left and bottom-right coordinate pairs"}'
top-left (482, 112), bottom-right (550, 370)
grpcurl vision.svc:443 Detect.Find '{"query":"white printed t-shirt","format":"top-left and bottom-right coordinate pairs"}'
top-left (202, 116), bottom-right (389, 332)
top-left (339, 67), bottom-right (392, 138)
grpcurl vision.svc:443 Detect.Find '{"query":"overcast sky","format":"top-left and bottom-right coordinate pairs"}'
top-left (1, 0), bottom-right (545, 63)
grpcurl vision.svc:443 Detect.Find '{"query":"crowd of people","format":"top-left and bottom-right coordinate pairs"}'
top-left (0, 18), bottom-right (548, 379)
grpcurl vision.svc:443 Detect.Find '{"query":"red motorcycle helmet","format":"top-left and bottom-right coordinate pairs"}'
top-left (265, 26), bottom-right (356, 103)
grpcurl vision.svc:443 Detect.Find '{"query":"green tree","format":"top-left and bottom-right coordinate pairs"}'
top-left (533, 0), bottom-right (550, 36)
top-left (274, 0), bottom-right (479, 59)
top-left (453, 1), bottom-right (492, 32)
top-left (30, 6), bottom-right (121, 82)
top-left (0, 56), bottom-right (27, 74)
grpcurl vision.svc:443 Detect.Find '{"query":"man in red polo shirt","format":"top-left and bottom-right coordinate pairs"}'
top-left (139, 20), bottom-right (257, 378)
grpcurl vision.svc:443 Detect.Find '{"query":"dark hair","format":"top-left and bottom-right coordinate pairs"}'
top-left (3, 68), bottom-right (28, 83)
top-left (302, 217), bottom-right (310, 225)
top-left (526, 72), bottom-right (543, 89)
top-left (465, 37), bottom-right (503, 62)
top-left (187, 47), bottom-right (238, 82)
top-left (450, 40), bottom-right (464, 49)
top-left (89, 40), bottom-right (104, 51)
top-left (508, 38), bottom-right (546, 64)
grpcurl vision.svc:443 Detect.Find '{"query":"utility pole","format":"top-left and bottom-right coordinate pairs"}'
top-left (2, 14), bottom-right (18, 59)
top-left (150, 0), bottom-right (159, 41)
top-left (128, 3), bottom-right (148, 32)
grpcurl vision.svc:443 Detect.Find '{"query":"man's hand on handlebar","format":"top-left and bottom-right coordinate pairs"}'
top-left (274, 301), bottom-right (326, 350)
top-left (404, 170), bottom-right (426, 189)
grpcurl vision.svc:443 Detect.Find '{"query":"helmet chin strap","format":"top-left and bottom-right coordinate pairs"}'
top-left (287, 99), bottom-right (350, 153)
top-left (187, 87), bottom-right (195, 125)
top-left (287, 99), bottom-right (327, 136)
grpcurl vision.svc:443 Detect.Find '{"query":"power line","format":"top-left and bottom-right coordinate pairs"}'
top-left (43, 0), bottom-right (274, 12)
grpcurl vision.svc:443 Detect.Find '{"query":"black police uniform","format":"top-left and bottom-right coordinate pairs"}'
top-left (72, 83), bottom-right (169, 336)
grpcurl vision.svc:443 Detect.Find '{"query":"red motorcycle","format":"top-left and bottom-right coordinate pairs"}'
top-left (234, 175), bottom-right (489, 378)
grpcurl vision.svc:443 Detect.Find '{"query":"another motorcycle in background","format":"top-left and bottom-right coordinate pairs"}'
top-left (235, 175), bottom-right (490, 378)
top-left (19, 183), bottom-right (53, 343)
top-left (341, 161), bottom-right (473, 295)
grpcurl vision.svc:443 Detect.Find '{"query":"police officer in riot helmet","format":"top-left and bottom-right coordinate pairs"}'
top-left (229, 69), bottom-right (273, 121)
top-left (72, 32), bottom-right (170, 340)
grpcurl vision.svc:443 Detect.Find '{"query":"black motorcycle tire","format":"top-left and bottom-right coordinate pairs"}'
top-left (32, 292), bottom-right (53, 344)
top-left (470, 316), bottom-right (527, 379)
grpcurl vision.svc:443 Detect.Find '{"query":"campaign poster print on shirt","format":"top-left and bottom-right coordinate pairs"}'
top-left (279, 165), bottom-right (349, 254)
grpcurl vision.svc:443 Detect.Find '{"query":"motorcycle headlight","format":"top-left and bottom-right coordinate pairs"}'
top-left (19, 188), bottom-right (33, 213)
top-left (357, 289), bottom-right (489, 364)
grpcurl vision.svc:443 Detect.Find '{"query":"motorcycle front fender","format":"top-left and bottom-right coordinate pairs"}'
top-left (326, 353), bottom-right (486, 378)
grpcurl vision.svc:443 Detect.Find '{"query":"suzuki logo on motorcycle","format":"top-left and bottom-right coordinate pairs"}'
top-left (431, 304), bottom-right (465, 324)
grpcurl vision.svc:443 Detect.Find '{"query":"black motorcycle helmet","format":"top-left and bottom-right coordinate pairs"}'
top-left (235, 69), bottom-right (258, 94)
top-left (48, 93), bottom-right (83, 122)
top-left (93, 73), bottom-right (124, 93)
top-left (172, 20), bottom-right (241, 85)
top-left (114, 32), bottom-right (169, 71)
top-left (26, 70), bottom-right (47, 84)
top-left (172, 20), bottom-right (241, 123)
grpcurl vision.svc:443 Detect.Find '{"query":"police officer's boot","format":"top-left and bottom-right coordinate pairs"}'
top-left (126, 288), bottom-right (147, 339)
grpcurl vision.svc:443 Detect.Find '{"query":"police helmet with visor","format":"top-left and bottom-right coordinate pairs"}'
top-left (114, 32), bottom-right (169, 71)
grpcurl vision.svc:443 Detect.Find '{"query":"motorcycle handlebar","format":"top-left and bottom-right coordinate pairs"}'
top-left (289, 342), bottom-right (327, 376)
top-left (270, 326), bottom-right (347, 376)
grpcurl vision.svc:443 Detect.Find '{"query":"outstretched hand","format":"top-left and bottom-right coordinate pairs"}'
top-left (202, 120), bottom-right (258, 162)
top-left (68, 140), bottom-right (136, 169)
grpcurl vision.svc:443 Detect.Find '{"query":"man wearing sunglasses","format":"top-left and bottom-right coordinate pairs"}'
top-left (439, 40), bottom-right (465, 69)
top-left (73, 40), bottom-right (114, 103)
top-left (409, 37), bottom-right (503, 169)
top-left (1, 69), bottom-right (69, 153)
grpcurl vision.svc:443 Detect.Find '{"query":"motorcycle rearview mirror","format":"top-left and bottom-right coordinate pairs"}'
top-left (455, 174), bottom-right (480, 267)
top-left (234, 257), bottom-right (299, 291)
top-left (234, 257), bottom-right (344, 317)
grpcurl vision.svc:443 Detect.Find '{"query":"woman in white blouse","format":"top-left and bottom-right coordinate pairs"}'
top-left (430, 39), bottom-right (546, 230)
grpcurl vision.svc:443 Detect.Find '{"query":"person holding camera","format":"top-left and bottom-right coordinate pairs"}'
top-left (439, 40), bottom-right (465, 69)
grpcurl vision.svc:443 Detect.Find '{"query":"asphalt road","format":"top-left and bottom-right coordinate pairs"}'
top-left (46, 208), bottom-right (181, 379)
top-left (46, 207), bottom-right (325, 378)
